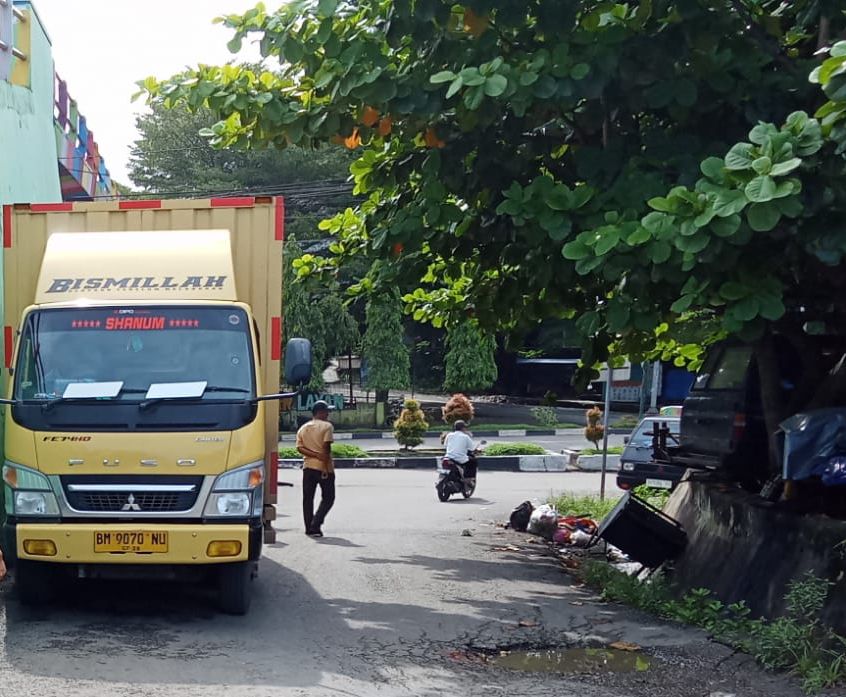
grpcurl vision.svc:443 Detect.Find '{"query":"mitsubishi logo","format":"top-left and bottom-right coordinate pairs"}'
top-left (121, 494), bottom-right (142, 512)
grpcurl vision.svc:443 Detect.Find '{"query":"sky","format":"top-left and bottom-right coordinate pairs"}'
top-left (33, 0), bottom-right (268, 187)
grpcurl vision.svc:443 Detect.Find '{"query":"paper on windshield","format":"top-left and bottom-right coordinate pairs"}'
top-left (62, 382), bottom-right (124, 399)
top-left (145, 381), bottom-right (208, 400)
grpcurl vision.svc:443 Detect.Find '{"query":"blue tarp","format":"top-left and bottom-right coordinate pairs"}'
top-left (779, 408), bottom-right (846, 484)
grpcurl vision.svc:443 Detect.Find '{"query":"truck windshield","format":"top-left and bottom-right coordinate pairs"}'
top-left (14, 306), bottom-right (255, 403)
top-left (629, 419), bottom-right (680, 447)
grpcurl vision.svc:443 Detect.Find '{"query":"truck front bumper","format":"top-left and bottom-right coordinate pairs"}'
top-left (6, 521), bottom-right (261, 566)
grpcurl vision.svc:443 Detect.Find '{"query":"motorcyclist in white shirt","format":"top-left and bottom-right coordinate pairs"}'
top-left (444, 420), bottom-right (478, 479)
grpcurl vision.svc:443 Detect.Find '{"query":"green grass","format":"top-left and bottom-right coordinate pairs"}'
top-left (580, 446), bottom-right (625, 455)
top-left (613, 415), bottom-right (641, 429)
top-left (278, 443), bottom-right (370, 459)
top-left (549, 492), bottom-right (620, 520)
top-left (484, 442), bottom-right (547, 456)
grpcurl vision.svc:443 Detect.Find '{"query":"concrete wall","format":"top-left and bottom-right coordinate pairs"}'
top-left (664, 481), bottom-right (846, 632)
top-left (0, 2), bottom-right (61, 207)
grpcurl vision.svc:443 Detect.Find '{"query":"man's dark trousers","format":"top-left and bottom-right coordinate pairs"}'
top-left (303, 468), bottom-right (336, 532)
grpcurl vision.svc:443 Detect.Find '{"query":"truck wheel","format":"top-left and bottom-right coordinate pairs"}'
top-left (16, 560), bottom-right (56, 606)
top-left (217, 562), bottom-right (253, 615)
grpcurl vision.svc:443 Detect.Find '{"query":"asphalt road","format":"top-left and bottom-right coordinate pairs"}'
top-left (0, 470), bottom-right (808, 697)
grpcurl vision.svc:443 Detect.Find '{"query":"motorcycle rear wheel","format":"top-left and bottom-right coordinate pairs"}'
top-left (462, 480), bottom-right (476, 499)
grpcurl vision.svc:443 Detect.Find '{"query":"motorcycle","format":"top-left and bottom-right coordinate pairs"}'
top-left (436, 442), bottom-right (485, 502)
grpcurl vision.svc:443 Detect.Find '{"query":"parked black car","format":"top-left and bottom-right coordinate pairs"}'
top-left (617, 416), bottom-right (684, 491)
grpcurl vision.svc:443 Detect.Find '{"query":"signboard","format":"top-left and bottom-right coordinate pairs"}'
top-left (610, 383), bottom-right (642, 404)
top-left (295, 392), bottom-right (345, 412)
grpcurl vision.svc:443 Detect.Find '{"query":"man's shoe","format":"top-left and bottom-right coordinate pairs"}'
top-left (306, 528), bottom-right (323, 538)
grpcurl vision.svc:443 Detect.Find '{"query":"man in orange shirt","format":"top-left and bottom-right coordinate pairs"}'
top-left (296, 401), bottom-right (335, 537)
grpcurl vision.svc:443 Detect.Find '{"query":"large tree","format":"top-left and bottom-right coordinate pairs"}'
top-left (444, 322), bottom-right (498, 393)
top-left (143, 2), bottom-right (846, 470)
top-left (361, 292), bottom-right (410, 397)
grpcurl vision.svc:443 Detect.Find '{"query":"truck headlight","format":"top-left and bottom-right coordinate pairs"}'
top-left (204, 462), bottom-right (264, 518)
top-left (622, 463), bottom-right (635, 471)
top-left (2, 462), bottom-right (60, 517)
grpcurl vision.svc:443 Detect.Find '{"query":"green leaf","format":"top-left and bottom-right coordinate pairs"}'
top-left (757, 294), bottom-right (786, 321)
top-left (570, 63), bottom-right (590, 80)
top-left (733, 296), bottom-right (760, 322)
top-left (464, 86), bottom-right (484, 110)
top-left (607, 301), bottom-right (630, 332)
top-left (647, 196), bottom-right (675, 213)
top-left (562, 240), bottom-right (590, 260)
top-left (546, 218), bottom-right (572, 241)
top-left (751, 156), bottom-right (772, 175)
top-left (744, 176), bottom-right (776, 203)
top-left (484, 74), bottom-right (508, 97)
top-left (519, 71), bottom-right (539, 86)
top-left (719, 281), bottom-right (747, 301)
top-left (712, 190), bottom-right (747, 217)
top-left (430, 71), bottom-right (456, 84)
top-left (649, 241), bottom-right (671, 263)
top-left (724, 143), bottom-right (755, 170)
top-left (533, 75), bottom-right (558, 98)
top-left (446, 77), bottom-right (464, 99)
top-left (627, 226), bottom-right (651, 245)
top-left (544, 184), bottom-right (572, 211)
top-left (642, 211), bottom-right (674, 236)
top-left (776, 196), bottom-right (803, 218)
top-left (318, 0), bottom-right (339, 15)
top-left (700, 157), bottom-right (725, 180)
top-left (710, 214), bottom-right (741, 237)
top-left (576, 311), bottom-right (600, 337)
top-left (670, 295), bottom-right (693, 313)
top-left (769, 158), bottom-right (801, 176)
top-left (227, 36), bottom-right (243, 53)
top-left (594, 229), bottom-right (621, 256)
top-left (746, 202), bottom-right (781, 231)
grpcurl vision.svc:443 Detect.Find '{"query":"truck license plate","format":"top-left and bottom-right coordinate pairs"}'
top-left (94, 531), bottom-right (169, 553)
top-left (645, 478), bottom-right (672, 490)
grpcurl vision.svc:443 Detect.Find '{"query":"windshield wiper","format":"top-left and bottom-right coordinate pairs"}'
top-left (138, 386), bottom-right (252, 411)
top-left (38, 387), bottom-right (148, 413)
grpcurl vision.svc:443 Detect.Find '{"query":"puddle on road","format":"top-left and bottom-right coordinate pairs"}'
top-left (490, 647), bottom-right (651, 674)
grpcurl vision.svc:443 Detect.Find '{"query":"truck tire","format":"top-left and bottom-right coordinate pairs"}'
top-left (217, 562), bottom-right (253, 615)
top-left (16, 560), bottom-right (56, 606)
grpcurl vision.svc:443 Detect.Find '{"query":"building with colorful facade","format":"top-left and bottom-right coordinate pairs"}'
top-left (0, 0), bottom-right (114, 205)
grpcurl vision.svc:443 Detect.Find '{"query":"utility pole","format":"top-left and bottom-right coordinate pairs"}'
top-left (600, 363), bottom-right (613, 501)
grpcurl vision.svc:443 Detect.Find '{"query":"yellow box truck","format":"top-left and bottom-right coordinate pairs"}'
top-left (0, 197), bottom-right (309, 614)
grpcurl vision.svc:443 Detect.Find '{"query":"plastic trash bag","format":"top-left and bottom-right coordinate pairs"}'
top-left (508, 501), bottom-right (534, 532)
top-left (528, 504), bottom-right (558, 538)
top-left (822, 456), bottom-right (846, 486)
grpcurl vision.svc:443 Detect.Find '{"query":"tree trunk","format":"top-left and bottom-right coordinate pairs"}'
top-left (756, 333), bottom-right (787, 478)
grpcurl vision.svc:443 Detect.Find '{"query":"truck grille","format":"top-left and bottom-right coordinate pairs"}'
top-left (61, 475), bottom-right (203, 513)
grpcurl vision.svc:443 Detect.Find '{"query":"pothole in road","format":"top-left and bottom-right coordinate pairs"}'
top-left (490, 647), bottom-right (652, 674)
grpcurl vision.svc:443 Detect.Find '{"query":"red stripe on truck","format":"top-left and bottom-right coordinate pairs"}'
top-left (4, 326), bottom-right (13, 368)
top-left (271, 317), bottom-right (281, 361)
top-left (30, 203), bottom-right (74, 212)
top-left (275, 197), bottom-right (285, 241)
top-left (210, 197), bottom-right (255, 208)
top-left (2, 205), bottom-right (11, 248)
top-left (118, 200), bottom-right (162, 210)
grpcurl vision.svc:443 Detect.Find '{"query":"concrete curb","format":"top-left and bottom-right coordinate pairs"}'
top-left (280, 427), bottom-right (631, 442)
top-left (278, 454), bottom-right (574, 473)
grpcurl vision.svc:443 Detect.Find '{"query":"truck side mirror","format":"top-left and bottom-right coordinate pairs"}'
top-left (284, 338), bottom-right (312, 386)
top-left (623, 436), bottom-right (630, 444)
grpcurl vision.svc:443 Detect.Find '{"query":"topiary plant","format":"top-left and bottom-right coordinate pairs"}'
top-left (394, 398), bottom-right (429, 449)
top-left (585, 405), bottom-right (605, 450)
top-left (442, 393), bottom-right (474, 425)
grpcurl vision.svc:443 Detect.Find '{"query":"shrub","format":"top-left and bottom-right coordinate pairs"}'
top-left (277, 444), bottom-right (369, 459)
top-left (485, 442), bottom-right (546, 456)
top-left (531, 406), bottom-right (558, 428)
top-left (585, 405), bottom-right (605, 449)
top-left (393, 398), bottom-right (429, 449)
top-left (442, 393), bottom-right (474, 425)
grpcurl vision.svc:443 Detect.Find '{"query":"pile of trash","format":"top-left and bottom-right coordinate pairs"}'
top-left (507, 501), bottom-right (599, 549)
